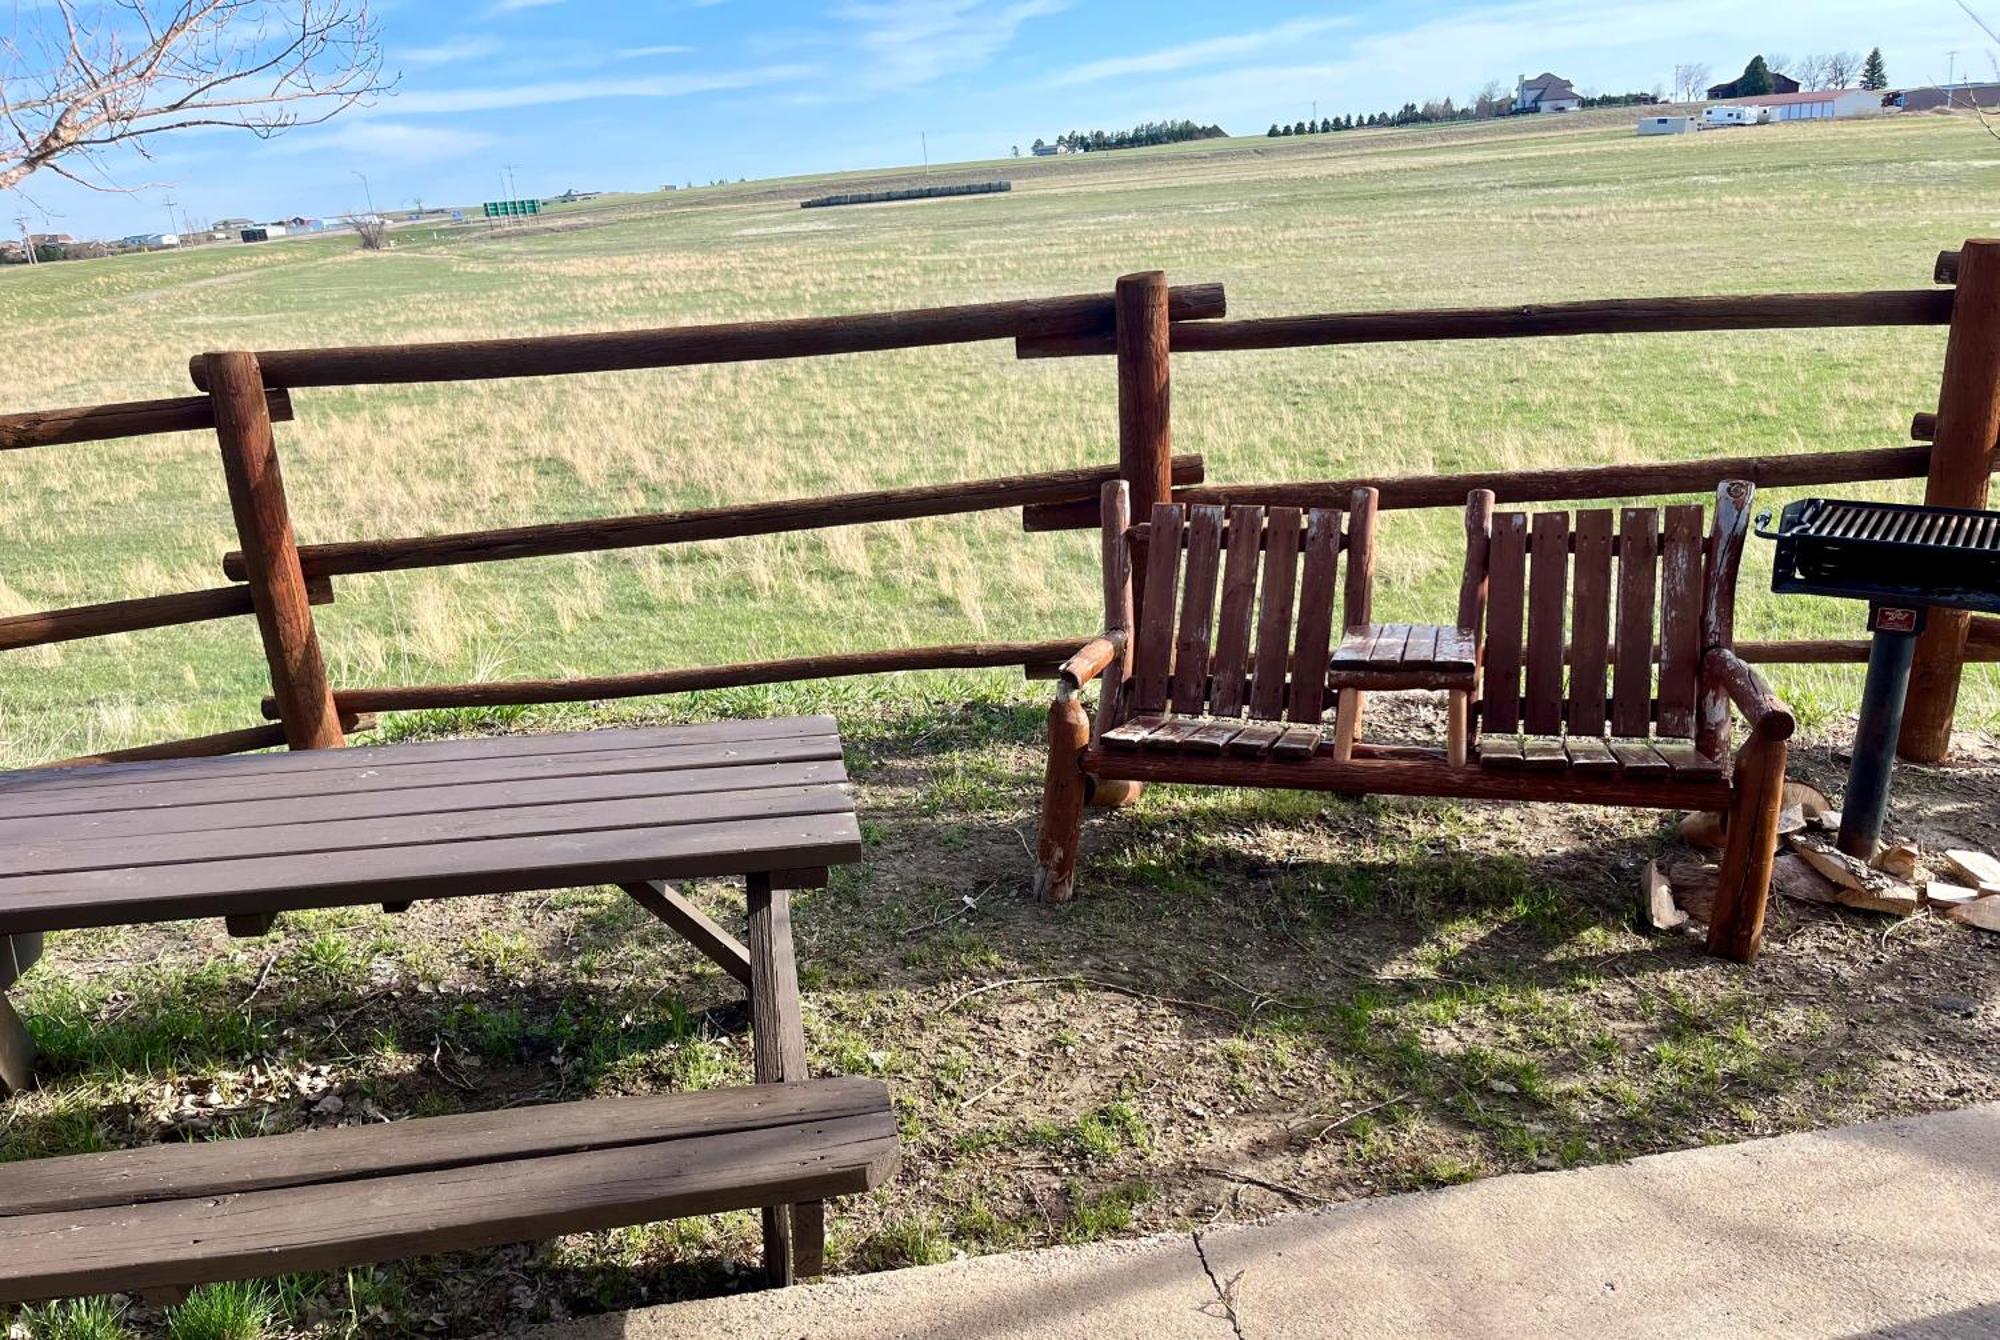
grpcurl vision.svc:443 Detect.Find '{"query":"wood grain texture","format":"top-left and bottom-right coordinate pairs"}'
top-left (1611, 509), bottom-right (1660, 739)
top-left (0, 1108), bottom-right (897, 1304)
top-left (1248, 507), bottom-right (1302, 720)
top-left (1523, 513), bottom-right (1570, 736)
top-left (1287, 509), bottom-right (1342, 723)
top-left (1904, 238), bottom-right (2000, 762)
top-left (0, 391), bottom-right (293, 452)
top-left (1206, 506), bottom-right (1263, 717)
top-left (1482, 513), bottom-right (1529, 736)
top-left (206, 352), bottom-right (343, 752)
top-left (1170, 505), bottom-right (1225, 715)
top-left (1132, 504), bottom-right (1184, 713)
top-left (0, 580), bottom-right (332, 652)
top-left (1656, 504), bottom-right (1706, 738)
top-left (198, 285), bottom-right (1226, 388)
top-left (1567, 509), bottom-right (1614, 736)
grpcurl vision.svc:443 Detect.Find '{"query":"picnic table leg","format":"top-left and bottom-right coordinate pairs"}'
top-left (747, 871), bottom-right (822, 1285)
top-left (0, 932), bottom-right (44, 1095)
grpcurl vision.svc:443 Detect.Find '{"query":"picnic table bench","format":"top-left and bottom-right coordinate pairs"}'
top-left (0, 715), bottom-right (891, 1302)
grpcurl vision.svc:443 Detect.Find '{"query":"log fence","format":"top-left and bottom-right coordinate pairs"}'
top-left (2, 245), bottom-right (1994, 770)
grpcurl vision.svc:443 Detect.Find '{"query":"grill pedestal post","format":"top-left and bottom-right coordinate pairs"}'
top-left (1836, 605), bottom-right (1926, 860)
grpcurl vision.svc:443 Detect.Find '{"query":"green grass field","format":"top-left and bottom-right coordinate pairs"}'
top-left (2, 108), bottom-right (1996, 763)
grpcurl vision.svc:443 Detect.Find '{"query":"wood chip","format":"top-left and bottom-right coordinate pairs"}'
top-left (1641, 861), bottom-right (1688, 931)
top-left (1945, 897), bottom-right (2000, 932)
top-left (1661, 857), bottom-right (1718, 924)
top-left (1788, 835), bottom-right (1920, 916)
top-left (1771, 852), bottom-right (1843, 906)
top-left (1783, 780), bottom-right (1833, 821)
top-left (1943, 849), bottom-right (2000, 895)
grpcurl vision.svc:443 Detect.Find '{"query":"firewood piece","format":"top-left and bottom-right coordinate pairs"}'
top-left (1769, 852), bottom-right (1842, 905)
top-left (1788, 835), bottom-right (1920, 915)
top-left (1873, 842), bottom-right (1921, 880)
top-left (1679, 810), bottom-right (1728, 850)
top-left (1662, 857), bottom-right (1718, 923)
top-left (1641, 861), bottom-right (1688, 931)
top-left (1945, 897), bottom-right (2000, 932)
top-left (1943, 849), bottom-right (2000, 895)
top-left (1924, 881), bottom-right (1982, 907)
top-left (1783, 780), bottom-right (1833, 821)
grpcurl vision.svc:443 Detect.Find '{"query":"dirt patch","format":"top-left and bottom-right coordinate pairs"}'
top-left (3, 690), bottom-right (1996, 1336)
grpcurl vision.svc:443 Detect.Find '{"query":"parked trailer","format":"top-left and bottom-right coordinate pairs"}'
top-left (1637, 115), bottom-right (1693, 135)
top-left (1704, 105), bottom-right (1766, 127)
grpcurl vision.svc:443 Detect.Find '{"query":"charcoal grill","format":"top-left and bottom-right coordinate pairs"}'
top-left (1760, 497), bottom-right (2000, 859)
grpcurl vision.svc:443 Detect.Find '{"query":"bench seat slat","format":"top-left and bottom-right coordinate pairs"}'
top-left (0, 783), bottom-right (853, 880)
top-left (0, 718), bottom-right (839, 798)
top-left (0, 758), bottom-right (847, 851)
top-left (0, 812), bottom-right (863, 936)
top-left (0, 1107), bottom-right (898, 1306)
top-left (0, 1078), bottom-right (889, 1218)
top-left (0, 734), bottom-right (843, 824)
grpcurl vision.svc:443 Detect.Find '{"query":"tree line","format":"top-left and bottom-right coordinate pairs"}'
top-left (1267, 87), bottom-right (1660, 138)
top-left (1035, 120), bottom-right (1228, 154)
top-left (1673, 47), bottom-right (1888, 101)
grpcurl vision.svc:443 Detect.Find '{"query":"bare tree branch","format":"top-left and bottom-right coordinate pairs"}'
top-left (0, 0), bottom-right (389, 193)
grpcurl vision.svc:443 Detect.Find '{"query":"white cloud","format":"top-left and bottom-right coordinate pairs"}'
top-left (390, 64), bottom-right (816, 113)
top-left (277, 120), bottom-right (499, 164)
top-left (1049, 16), bottom-right (1356, 87)
top-left (490, 0), bottom-right (563, 12)
top-left (398, 35), bottom-right (504, 66)
top-left (835, 0), bottom-right (1068, 88)
top-left (616, 44), bottom-right (695, 59)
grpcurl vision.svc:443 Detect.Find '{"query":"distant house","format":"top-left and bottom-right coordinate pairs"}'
top-left (1514, 73), bottom-right (1582, 113)
top-left (212, 217), bottom-right (253, 232)
top-left (1031, 142), bottom-right (1058, 157)
top-left (1708, 71), bottom-right (1800, 99)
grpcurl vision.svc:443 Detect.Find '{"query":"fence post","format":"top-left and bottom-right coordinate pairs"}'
top-left (1900, 242), bottom-right (2000, 763)
top-left (205, 351), bottom-right (345, 751)
top-left (1116, 271), bottom-right (1173, 630)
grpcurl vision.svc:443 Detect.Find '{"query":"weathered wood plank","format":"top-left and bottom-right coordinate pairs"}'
top-left (748, 874), bottom-right (812, 1287)
top-left (1248, 507), bottom-right (1302, 720)
top-left (1657, 503), bottom-right (1707, 738)
top-left (1271, 724), bottom-right (1324, 761)
top-left (1171, 505), bottom-right (1226, 715)
top-left (1099, 715), bottom-right (1169, 750)
top-left (1207, 506), bottom-right (1264, 718)
top-left (1482, 514), bottom-right (1530, 735)
top-left (1520, 736), bottom-right (1571, 771)
top-left (1564, 736), bottom-right (1619, 774)
top-left (1650, 740), bottom-right (1724, 781)
top-left (1478, 737), bottom-right (1524, 770)
top-left (1226, 721), bottom-right (1285, 757)
top-left (1523, 513), bottom-right (1571, 737)
top-left (1287, 508), bottom-right (1342, 723)
top-left (1132, 504), bottom-right (1184, 714)
top-left (1609, 740), bottom-right (1671, 779)
top-left (1180, 721), bottom-right (1243, 754)
top-left (1611, 509), bottom-right (1660, 740)
top-left (620, 882), bottom-right (753, 986)
top-left (1568, 509), bottom-right (1614, 736)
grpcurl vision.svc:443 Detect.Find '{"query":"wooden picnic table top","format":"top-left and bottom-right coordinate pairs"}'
top-left (0, 716), bottom-right (860, 936)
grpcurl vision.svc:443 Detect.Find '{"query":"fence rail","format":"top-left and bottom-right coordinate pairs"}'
top-left (3, 245), bottom-right (1993, 770)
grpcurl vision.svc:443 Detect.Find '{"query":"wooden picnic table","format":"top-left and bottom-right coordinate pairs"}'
top-left (0, 714), bottom-right (877, 1298)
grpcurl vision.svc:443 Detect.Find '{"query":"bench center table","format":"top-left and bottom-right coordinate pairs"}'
top-left (0, 715), bottom-right (875, 1298)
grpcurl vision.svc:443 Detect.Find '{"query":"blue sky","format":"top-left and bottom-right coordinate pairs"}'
top-left (7, 0), bottom-right (1981, 237)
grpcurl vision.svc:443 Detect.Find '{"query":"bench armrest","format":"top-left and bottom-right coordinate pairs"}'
top-left (1056, 632), bottom-right (1126, 702)
top-left (1704, 648), bottom-right (1794, 743)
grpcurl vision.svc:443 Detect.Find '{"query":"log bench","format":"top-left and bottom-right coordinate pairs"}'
top-left (0, 715), bottom-right (878, 1296)
top-left (1034, 481), bottom-right (1790, 962)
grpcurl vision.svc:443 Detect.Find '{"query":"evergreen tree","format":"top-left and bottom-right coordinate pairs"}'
top-left (1280, 123), bottom-right (1292, 135)
top-left (1293, 120), bottom-right (1307, 135)
top-left (1268, 123), bottom-right (1281, 136)
top-left (1737, 55), bottom-right (1774, 96)
top-left (1860, 47), bottom-right (1888, 91)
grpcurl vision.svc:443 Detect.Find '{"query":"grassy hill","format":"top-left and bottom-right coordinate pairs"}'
top-left (2, 108), bottom-right (1995, 761)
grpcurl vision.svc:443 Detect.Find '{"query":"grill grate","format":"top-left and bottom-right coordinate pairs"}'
top-left (1762, 497), bottom-right (2000, 616)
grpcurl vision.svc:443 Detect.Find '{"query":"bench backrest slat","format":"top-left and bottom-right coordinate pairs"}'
top-left (1523, 513), bottom-right (1570, 735)
top-left (1133, 504), bottom-right (1185, 713)
top-left (1287, 509), bottom-right (1343, 723)
top-left (1657, 503), bottom-right (1707, 739)
top-left (1483, 514), bottom-right (1530, 735)
top-left (1170, 505), bottom-right (1226, 715)
top-left (1206, 505), bottom-right (1264, 717)
top-left (1247, 506), bottom-right (1303, 720)
top-left (1567, 509), bottom-right (1615, 736)
top-left (1610, 508), bottom-right (1660, 738)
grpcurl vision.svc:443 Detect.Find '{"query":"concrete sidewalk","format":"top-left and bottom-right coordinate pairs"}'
top-left (525, 1103), bottom-right (2000, 1339)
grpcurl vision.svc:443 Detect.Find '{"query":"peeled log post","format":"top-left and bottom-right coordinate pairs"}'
top-left (1912, 412), bottom-right (1937, 441)
top-left (1117, 272), bottom-right (1173, 629)
top-left (1902, 239), bottom-right (2000, 763)
top-left (189, 285), bottom-right (1227, 389)
top-left (206, 352), bottom-right (345, 752)
top-left (1938, 249), bottom-right (1963, 285)
top-left (0, 391), bottom-right (295, 452)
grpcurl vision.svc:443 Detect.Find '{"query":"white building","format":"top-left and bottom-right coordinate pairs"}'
top-left (1515, 72), bottom-right (1582, 113)
top-left (1636, 114), bottom-right (1693, 135)
top-left (1749, 89), bottom-right (1887, 122)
